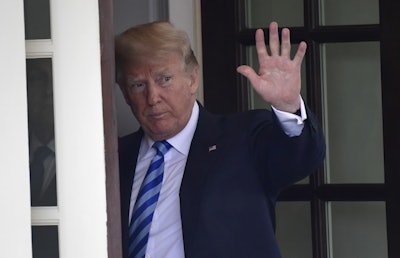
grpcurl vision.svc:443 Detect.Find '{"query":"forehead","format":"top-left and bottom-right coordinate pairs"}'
top-left (123, 52), bottom-right (184, 77)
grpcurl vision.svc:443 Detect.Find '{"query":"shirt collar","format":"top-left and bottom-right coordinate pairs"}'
top-left (141, 102), bottom-right (199, 157)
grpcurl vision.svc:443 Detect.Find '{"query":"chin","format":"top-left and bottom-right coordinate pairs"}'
top-left (145, 128), bottom-right (169, 140)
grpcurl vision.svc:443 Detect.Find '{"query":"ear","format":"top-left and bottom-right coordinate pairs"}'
top-left (188, 67), bottom-right (199, 94)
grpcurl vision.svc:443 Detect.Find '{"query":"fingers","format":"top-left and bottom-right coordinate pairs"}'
top-left (270, 22), bottom-right (307, 64)
top-left (293, 41), bottom-right (307, 65)
top-left (268, 22), bottom-right (279, 56)
top-left (253, 22), bottom-right (307, 66)
top-left (280, 28), bottom-right (291, 58)
top-left (255, 29), bottom-right (268, 63)
top-left (259, 22), bottom-right (293, 58)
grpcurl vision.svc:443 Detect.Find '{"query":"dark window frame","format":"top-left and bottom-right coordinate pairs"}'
top-left (200, 0), bottom-right (400, 257)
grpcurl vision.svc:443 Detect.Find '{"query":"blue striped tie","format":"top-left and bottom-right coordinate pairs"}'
top-left (128, 140), bottom-right (172, 258)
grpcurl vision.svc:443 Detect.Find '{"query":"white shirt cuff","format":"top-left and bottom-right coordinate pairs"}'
top-left (271, 96), bottom-right (307, 137)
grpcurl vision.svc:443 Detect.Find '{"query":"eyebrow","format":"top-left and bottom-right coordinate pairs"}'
top-left (153, 68), bottom-right (173, 77)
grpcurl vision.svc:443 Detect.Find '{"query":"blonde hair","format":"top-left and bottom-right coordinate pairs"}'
top-left (115, 21), bottom-right (198, 82)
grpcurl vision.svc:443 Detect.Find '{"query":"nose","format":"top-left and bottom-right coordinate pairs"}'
top-left (146, 81), bottom-right (161, 106)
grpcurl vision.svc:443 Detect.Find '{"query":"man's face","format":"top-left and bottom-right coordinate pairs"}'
top-left (120, 52), bottom-right (199, 141)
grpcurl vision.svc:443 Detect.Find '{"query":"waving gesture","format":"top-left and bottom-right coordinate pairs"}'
top-left (237, 22), bottom-right (306, 113)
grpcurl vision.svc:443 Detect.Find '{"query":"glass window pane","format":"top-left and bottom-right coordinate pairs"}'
top-left (27, 58), bottom-right (57, 206)
top-left (246, 0), bottom-right (304, 28)
top-left (24, 0), bottom-right (51, 39)
top-left (276, 202), bottom-right (312, 258)
top-left (32, 226), bottom-right (59, 258)
top-left (322, 42), bottom-right (384, 183)
top-left (320, 0), bottom-right (379, 26)
top-left (329, 202), bottom-right (388, 258)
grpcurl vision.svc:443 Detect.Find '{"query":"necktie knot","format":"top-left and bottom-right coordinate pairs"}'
top-left (153, 140), bottom-right (172, 156)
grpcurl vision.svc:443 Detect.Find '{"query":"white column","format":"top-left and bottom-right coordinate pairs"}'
top-left (0, 0), bottom-right (32, 257)
top-left (51, 0), bottom-right (108, 257)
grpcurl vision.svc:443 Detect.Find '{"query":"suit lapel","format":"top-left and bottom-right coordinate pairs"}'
top-left (179, 107), bottom-right (224, 249)
top-left (119, 129), bottom-right (143, 256)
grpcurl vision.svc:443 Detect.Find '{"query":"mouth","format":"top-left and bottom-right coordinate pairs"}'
top-left (148, 111), bottom-right (167, 120)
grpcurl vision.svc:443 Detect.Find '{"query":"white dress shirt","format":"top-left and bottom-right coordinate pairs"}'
top-left (129, 98), bottom-right (306, 258)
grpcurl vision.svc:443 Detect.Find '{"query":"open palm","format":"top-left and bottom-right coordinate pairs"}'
top-left (237, 22), bottom-right (306, 113)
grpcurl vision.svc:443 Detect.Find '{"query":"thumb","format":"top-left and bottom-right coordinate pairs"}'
top-left (237, 65), bottom-right (260, 86)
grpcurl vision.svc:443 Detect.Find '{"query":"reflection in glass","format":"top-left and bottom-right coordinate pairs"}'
top-left (329, 202), bottom-right (388, 258)
top-left (32, 226), bottom-right (60, 258)
top-left (322, 42), bottom-right (384, 183)
top-left (246, 0), bottom-right (303, 28)
top-left (320, 0), bottom-right (379, 26)
top-left (27, 58), bottom-right (57, 206)
top-left (276, 202), bottom-right (312, 258)
top-left (24, 0), bottom-right (51, 39)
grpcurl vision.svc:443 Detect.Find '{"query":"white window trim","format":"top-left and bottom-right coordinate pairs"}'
top-left (0, 0), bottom-right (109, 257)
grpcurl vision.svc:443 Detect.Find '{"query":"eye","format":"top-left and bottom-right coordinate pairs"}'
top-left (158, 76), bottom-right (173, 87)
top-left (127, 81), bottom-right (146, 93)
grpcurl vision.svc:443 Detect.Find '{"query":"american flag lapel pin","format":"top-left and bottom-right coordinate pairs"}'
top-left (208, 145), bottom-right (217, 152)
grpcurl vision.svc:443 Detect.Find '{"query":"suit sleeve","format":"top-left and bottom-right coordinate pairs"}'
top-left (255, 106), bottom-right (326, 195)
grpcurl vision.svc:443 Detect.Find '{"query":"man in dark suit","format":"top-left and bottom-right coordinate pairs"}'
top-left (116, 21), bottom-right (325, 258)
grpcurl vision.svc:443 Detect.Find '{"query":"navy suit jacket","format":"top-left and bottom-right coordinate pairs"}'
top-left (119, 104), bottom-right (325, 258)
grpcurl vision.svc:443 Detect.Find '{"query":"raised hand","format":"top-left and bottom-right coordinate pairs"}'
top-left (236, 21), bottom-right (306, 113)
